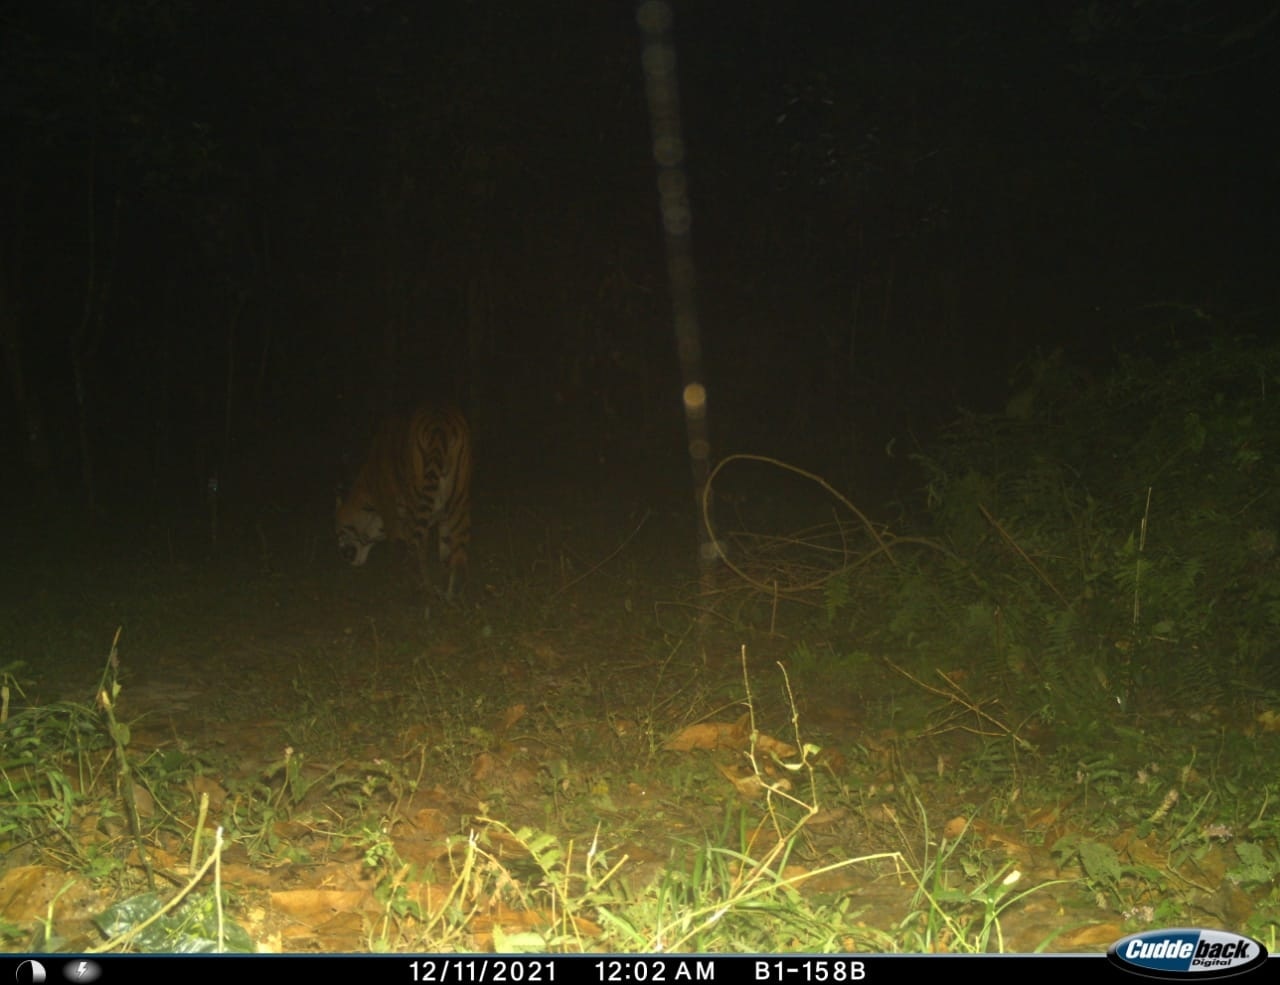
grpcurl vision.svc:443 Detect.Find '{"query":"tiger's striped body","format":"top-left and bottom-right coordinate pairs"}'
top-left (336, 404), bottom-right (472, 599)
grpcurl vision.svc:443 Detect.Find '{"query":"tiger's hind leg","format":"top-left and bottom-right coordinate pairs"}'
top-left (411, 533), bottom-right (462, 610)
top-left (437, 504), bottom-right (470, 603)
top-left (414, 547), bottom-right (434, 606)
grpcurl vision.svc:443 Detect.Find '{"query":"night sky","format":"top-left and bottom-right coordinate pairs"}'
top-left (2, 0), bottom-right (1277, 524)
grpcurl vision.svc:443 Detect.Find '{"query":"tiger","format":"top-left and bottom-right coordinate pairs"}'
top-left (336, 403), bottom-right (473, 600)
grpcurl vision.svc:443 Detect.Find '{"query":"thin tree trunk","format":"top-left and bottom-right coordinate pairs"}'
top-left (71, 188), bottom-right (120, 513)
top-left (223, 289), bottom-right (244, 464)
top-left (2, 118), bottom-right (54, 493)
top-left (71, 130), bottom-right (101, 512)
top-left (0, 276), bottom-right (51, 484)
top-left (253, 213), bottom-right (273, 415)
top-left (211, 288), bottom-right (246, 550)
top-left (464, 267), bottom-right (491, 420)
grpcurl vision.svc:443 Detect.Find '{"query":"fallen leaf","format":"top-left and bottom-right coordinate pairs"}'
top-left (663, 718), bottom-right (747, 752)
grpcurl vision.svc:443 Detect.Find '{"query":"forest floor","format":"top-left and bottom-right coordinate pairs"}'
top-left (2, 472), bottom-right (1276, 953)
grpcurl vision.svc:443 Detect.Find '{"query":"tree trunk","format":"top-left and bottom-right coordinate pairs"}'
top-left (71, 187), bottom-right (120, 513)
top-left (1, 159), bottom-right (53, 493)
top-left (0, 276), bottom-right (52, 488)
top-left (253, 212), bottom-right (274, 416)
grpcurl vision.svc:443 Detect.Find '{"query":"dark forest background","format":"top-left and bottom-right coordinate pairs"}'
top-left (2, 0), bottom-right (1277, 534)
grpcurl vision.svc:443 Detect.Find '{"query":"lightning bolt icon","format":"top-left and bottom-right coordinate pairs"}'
top-left (77, 963), bottom-right (87, 979)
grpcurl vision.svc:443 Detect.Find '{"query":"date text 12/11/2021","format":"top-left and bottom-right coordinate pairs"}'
top-left (408, 957), bottom-right (869, 982)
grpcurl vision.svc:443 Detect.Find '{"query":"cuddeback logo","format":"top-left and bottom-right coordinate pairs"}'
top-left (1108, 928), bottom-right (1268, 979)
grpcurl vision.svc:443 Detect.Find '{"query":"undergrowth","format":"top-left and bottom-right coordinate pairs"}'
top-left (893, 336), bottom-right (1280, 723)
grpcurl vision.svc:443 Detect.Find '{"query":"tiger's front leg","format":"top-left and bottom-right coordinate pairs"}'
top-left (440, 535), bottom-right (466, 602)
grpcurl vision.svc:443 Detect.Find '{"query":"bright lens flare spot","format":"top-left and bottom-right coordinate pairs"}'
top-left (683, 383), bottom-right (706, 411)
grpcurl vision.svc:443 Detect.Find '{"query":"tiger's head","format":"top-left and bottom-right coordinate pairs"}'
top-left (335, 490), bottom-right (385, 566)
